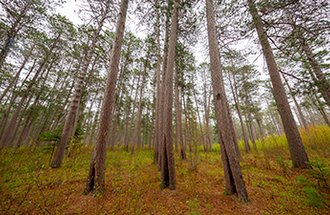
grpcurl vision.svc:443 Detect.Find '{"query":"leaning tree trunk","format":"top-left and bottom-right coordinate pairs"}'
top-left (0, 1), bottom-right (32, 69)
top-left (0, 45), bottom-right (34, 103)
top-left (248, 0), bottom-right (309, 168)
top-left (85, 0), bottom-right (129, 194)
top-left (51, 15), bottom-right (106, 168)
top-left (206, 0), bottom-right (249, 202)
top-left (0, 32), bottom-right (59, 147)
top-left (159, 0), bottom-right (179, 190)
top-left (282, 73), bottom-right (309, 130)
top-left (0, 53), bottom-right (50, 147)
top-left (298, 35), bottom-right (330, 107)
top-left (313, 94), bottom-right (330, 126)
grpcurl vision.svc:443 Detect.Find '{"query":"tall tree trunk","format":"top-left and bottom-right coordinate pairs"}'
top-left (313, 94), bottom-right (330, 126)
top-left (183, 93), bottom-right (195, 169)
top-left (282, 73), bottom-right (309, 130)
top-left (130, 76), bottom-right (141, 153)
top-left (85, 0), bottom-right (129, 194)
top-left (83, 93), bottom-right (98, 143)
top-left (267, 104), bottom-right (280, 135)
top-left (0, 45), bottom-right (34, 103)
top-left (245, 96), bottom-right (257, 151)
top-left (255, 116), bottom-right (264, 142)
top-left (228, 72), bottom-right (250, 153)
top-left (298, 36), bottom-right (330, 107)
top-left (153, 0), bottom-right (162, 164)
top-left (15, 115), bottom-right (33, 147)
top-left (248, 0), bottom-right (308, 168)
top-left (0, 46), bottom-right (53, 147)
top-left (157, 0), bottom-right (172, 168)
top-left (0, 46), bottom-right (47, 142)
top-left (108, 109), bottom-right (118, 149)
top-left (159, 0), bottom-right (179, 190)
top-left (15, 93), bottom-right (41, 147)
top-left (192, 86), bottom-right (206, 152)
top-left (0, 1), bottom-right (32, 69)
top-left (122, 78), bottom-right (137, 151)
top-left (246, 114), bottom-right (257, 151)
top-left (107, 58), bottom-right (130, 149)
top-left (206, 0), bottom-right (248, 202)
top-left (0, 95), bottom-right (17, 140)
top-left (175, 75), bottom-right (186, 160)
top-left (202, 70), bottom-right (212, 151)
top-left (154, 29), bottom-right (162, 163)
top-left (135, 52), bottom-right (149, 151)
top-left (88, 97), bottom-right (102, 145)
top-left (14, 69), bottom-right (53, 146)
top-left (51, 15), bottom-right (106, 168)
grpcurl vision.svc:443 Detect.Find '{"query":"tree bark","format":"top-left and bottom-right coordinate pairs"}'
top-left (129, 76), bottom-right (141, 152)
top-left (0, 1), bottom-right (32, 69)
top-left (206, 0), bottom-right (248, 201)
top-left (192, 84), bottom-right (206, 152)
top-left (157, 0), bottom-right (172, 169)
top-left (134, 51), bottom-right (149, 151)
top-left (51, 13), bottom-right (107, 168)
top-left (245, 96), bottom-right (257, 151)
top-left (313, 94), bottom-right (330, 126)
top-left (0, 41), bottom-right (56, 147)
top-left (175, 74), bottom-right (186, 160)
top-left (0, 43), bottom-right (50, 144)
top-left (202, 69), bottom-right (212, 151)
top-left (85, 0), bottom-right (129, 194)
top-left (248, 0), bottom-right (309, 168)
top-left (228, 72), bottom-right (250, 153)
top-left (0, 45), bottom-right (34, 103)
top-left (282, 73), bottom-right (309, 130)
top-left (159, 0), bottom-right (179, 190)
top-left (299, 36), bottom-right (330, 107)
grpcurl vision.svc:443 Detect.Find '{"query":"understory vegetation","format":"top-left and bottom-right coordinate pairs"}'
top-left (0, 125), bottom-right (329, 214)
top-left (1, 0), bottom-right (330, 213)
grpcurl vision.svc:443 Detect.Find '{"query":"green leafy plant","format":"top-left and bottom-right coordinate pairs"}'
top-left (39, 129), bottom-right (61, 142)
top-left (186, 198), bottom-right (200, 215)
top-left (296, 175), bottom-right (312, 187)
top-left (308, 159), bottom-right (329, 188)
top-left (296, 175), bottom-right (325, 208)
top-left (276, 156), bottom-right (290, 174)
top-left (302, 186), bottom-right (325, 208)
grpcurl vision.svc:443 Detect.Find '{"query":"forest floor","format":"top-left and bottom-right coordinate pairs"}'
top-left (0, 126), bottom-right (329, 214)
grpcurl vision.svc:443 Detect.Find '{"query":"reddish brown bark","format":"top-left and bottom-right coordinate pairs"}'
top-left (282, 74), bottom-right (309, 130)
top-left (206, 0), bottom-right (249, 202)
top-left (51, 12), bottom-right (107, 168)
top-left (85, 0), bottom-right (129, 194)
top-left (134, 51), bottom-right (149, 150)
top-left (248, 0), bottom-right (309, 168)
top-left (298, 36), bottom-right (330, 107)
top-left (175, 73), bottom-right (186, 160)
top-left (159, 0), bottom-right (179, 190)
top-left (228, 72), bottom-right (250, 153)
